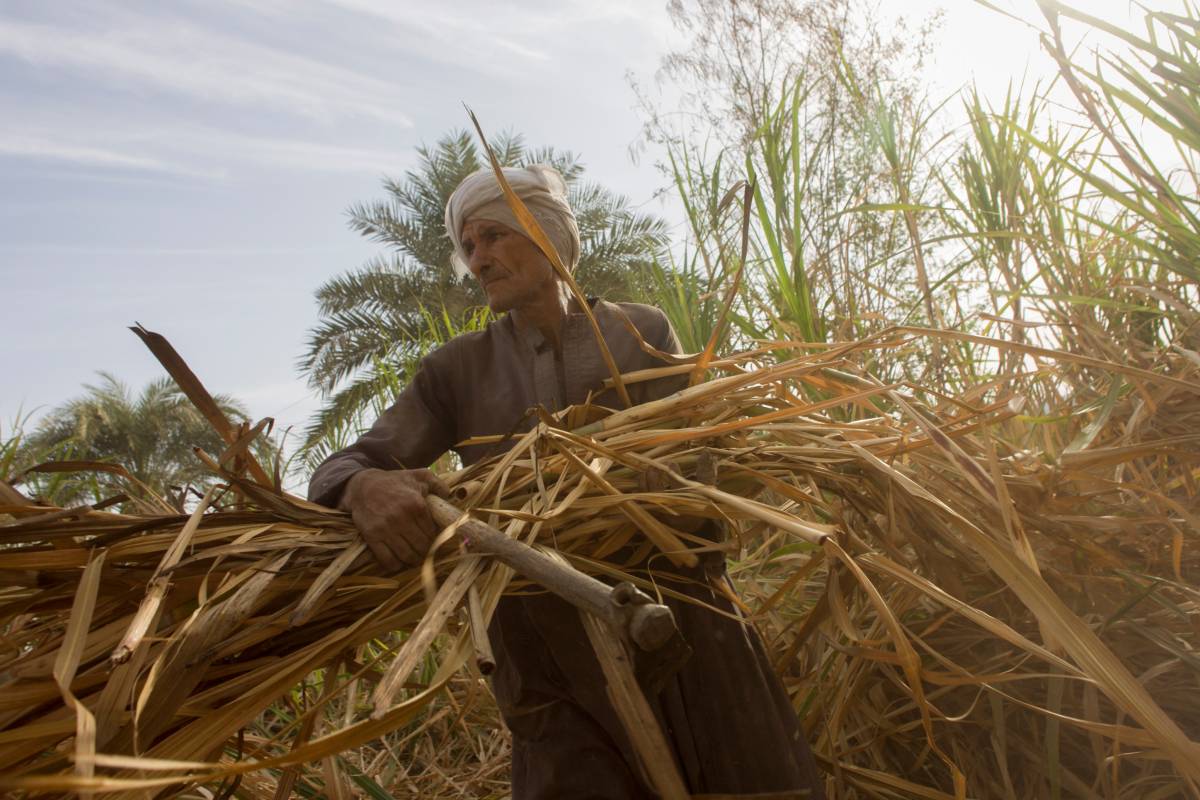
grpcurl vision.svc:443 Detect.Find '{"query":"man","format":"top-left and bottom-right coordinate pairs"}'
top-left (309, 164), bottom-right (823, 799)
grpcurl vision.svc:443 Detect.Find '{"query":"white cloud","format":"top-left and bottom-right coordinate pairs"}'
top-left (0, 133), bottom-right (222, 178)
top-left (0, 125), bottom-right (409, 178)
top-left (0, 14), bottom-right (413, 125)
top-left (178, 129), bottom-right (410, 174)
top-left (0, 243), bottom-right (348, 255)
top-left (312, 0), bottom-right (565, 68)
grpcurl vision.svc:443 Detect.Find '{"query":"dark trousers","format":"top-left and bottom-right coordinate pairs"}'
top-left (489, 563), bottom-right (825, 800)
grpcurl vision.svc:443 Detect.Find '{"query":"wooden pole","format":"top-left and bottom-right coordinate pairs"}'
top-left (426, 497), bottom-right (691, 799)
top-left (425, 496), bottom-right (679, 652)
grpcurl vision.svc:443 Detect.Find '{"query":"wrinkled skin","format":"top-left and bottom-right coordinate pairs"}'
top-left (339, 468), bottom-right (450, 571)
top-left (461, 218), bottom-right (565, 316)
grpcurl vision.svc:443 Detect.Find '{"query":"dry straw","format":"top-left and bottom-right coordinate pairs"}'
top-left (2, 323), bottom-right (1198, 798)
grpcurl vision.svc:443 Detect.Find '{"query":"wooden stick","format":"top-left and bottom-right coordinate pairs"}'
top-left (466, 583), bottom-right (496, 676)
top-left (427, 496), bottom-right (687, 796)
top-left (426, 496), bottom-right (678, 652)
top-left (580, 613), bottom-right (689, 800)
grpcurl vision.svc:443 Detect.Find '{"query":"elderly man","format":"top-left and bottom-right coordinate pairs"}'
top-left (309, 165), bottom-right (823, 799)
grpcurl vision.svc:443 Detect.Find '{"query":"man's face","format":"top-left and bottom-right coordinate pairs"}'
top-left (460, 218), bottom-right (557, 313)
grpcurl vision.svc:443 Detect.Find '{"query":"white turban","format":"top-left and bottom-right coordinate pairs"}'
top-left (445, 164), bottom-right (580, 278)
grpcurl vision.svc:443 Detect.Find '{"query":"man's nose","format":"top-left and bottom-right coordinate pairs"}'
top-left (468, 245), bottom-right (490, 276)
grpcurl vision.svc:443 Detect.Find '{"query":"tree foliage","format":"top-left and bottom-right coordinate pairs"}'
top-left (298, 129), bottom-right (669, 466)
top-left (635, 0), bottom-right (944, 350)
top-left (17, 373), bottom-right (256, 510)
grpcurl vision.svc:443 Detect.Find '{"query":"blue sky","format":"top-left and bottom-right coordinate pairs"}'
top-left (1, 0), bottom-right (675, 439)
top-left (0, 0), bottom-right (1172, 469)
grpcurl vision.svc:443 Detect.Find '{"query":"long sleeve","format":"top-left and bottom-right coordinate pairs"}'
top-left (307, 353), bottom-right (457, 508)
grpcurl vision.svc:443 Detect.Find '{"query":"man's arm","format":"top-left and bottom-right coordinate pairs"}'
top-left (308, 355), bottom-right (454, 505)
top-left (309, 355), bottom-right (456, 570)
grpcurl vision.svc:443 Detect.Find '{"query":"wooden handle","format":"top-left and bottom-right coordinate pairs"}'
top-left (426, 495), bottom-right (679, 651)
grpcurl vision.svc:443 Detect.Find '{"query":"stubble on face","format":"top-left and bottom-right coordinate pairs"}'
top-left (460, 219), bottom-right (557, 314)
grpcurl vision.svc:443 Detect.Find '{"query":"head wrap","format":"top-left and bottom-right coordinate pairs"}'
top-left (444, 164), bottom-right (580, 278)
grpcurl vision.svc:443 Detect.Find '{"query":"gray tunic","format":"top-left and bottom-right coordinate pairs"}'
top-left (309, 300), bottom-right (823, 799)
top-left (309, 300), bottom-right (682, 503)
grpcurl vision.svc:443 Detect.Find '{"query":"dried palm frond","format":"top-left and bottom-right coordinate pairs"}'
top-left (2, 328), bottom-right (1198, 799)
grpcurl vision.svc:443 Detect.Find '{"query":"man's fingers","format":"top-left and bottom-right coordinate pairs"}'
top-left (361, 526), bottom-right (404, 572)
top-left (412, 469), bottom-right (451, 499)
top-left (409, 503), bottom-right (440, 555)
top-left (357, 509), bottom-right (422, 572)
top-left (386, 494), bottom-right (437, 559)
top-left (429, 475), bottom-right (451, 499)
top-left (388, 534), bottom-right (421, 570)
top-left (342, 468), bottom-right (453, 572)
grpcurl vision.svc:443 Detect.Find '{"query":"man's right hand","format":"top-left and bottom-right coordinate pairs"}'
top-left (339, 468), bottom-right (450, 572)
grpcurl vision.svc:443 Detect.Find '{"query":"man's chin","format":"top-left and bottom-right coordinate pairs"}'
top-left (486, 293), bottom-right (514, 314)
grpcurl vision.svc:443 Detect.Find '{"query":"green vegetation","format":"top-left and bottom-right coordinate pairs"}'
top-left (8, 374), bottom-right (261, 510)
top-left (3, 2), bottom-right (1197, 798)
top-left (298, 130), bottom-right (670, 466)
top-left (275, 6), bottom-right (1200, 790)
top-left (286, 1), bottom-right (1200, 794)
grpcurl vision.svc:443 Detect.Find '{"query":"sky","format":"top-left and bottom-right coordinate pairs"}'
top-left (0, 0), bottom-right (1178, 473)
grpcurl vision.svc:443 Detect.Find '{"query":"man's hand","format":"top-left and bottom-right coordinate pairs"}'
top-left (339, 468), bottom-right (451, 572)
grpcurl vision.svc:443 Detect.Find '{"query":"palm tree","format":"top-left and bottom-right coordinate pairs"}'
top-left (19, 373), bottom-right (259, 509)
top-left (298, 129), bottom-right (669, 467)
